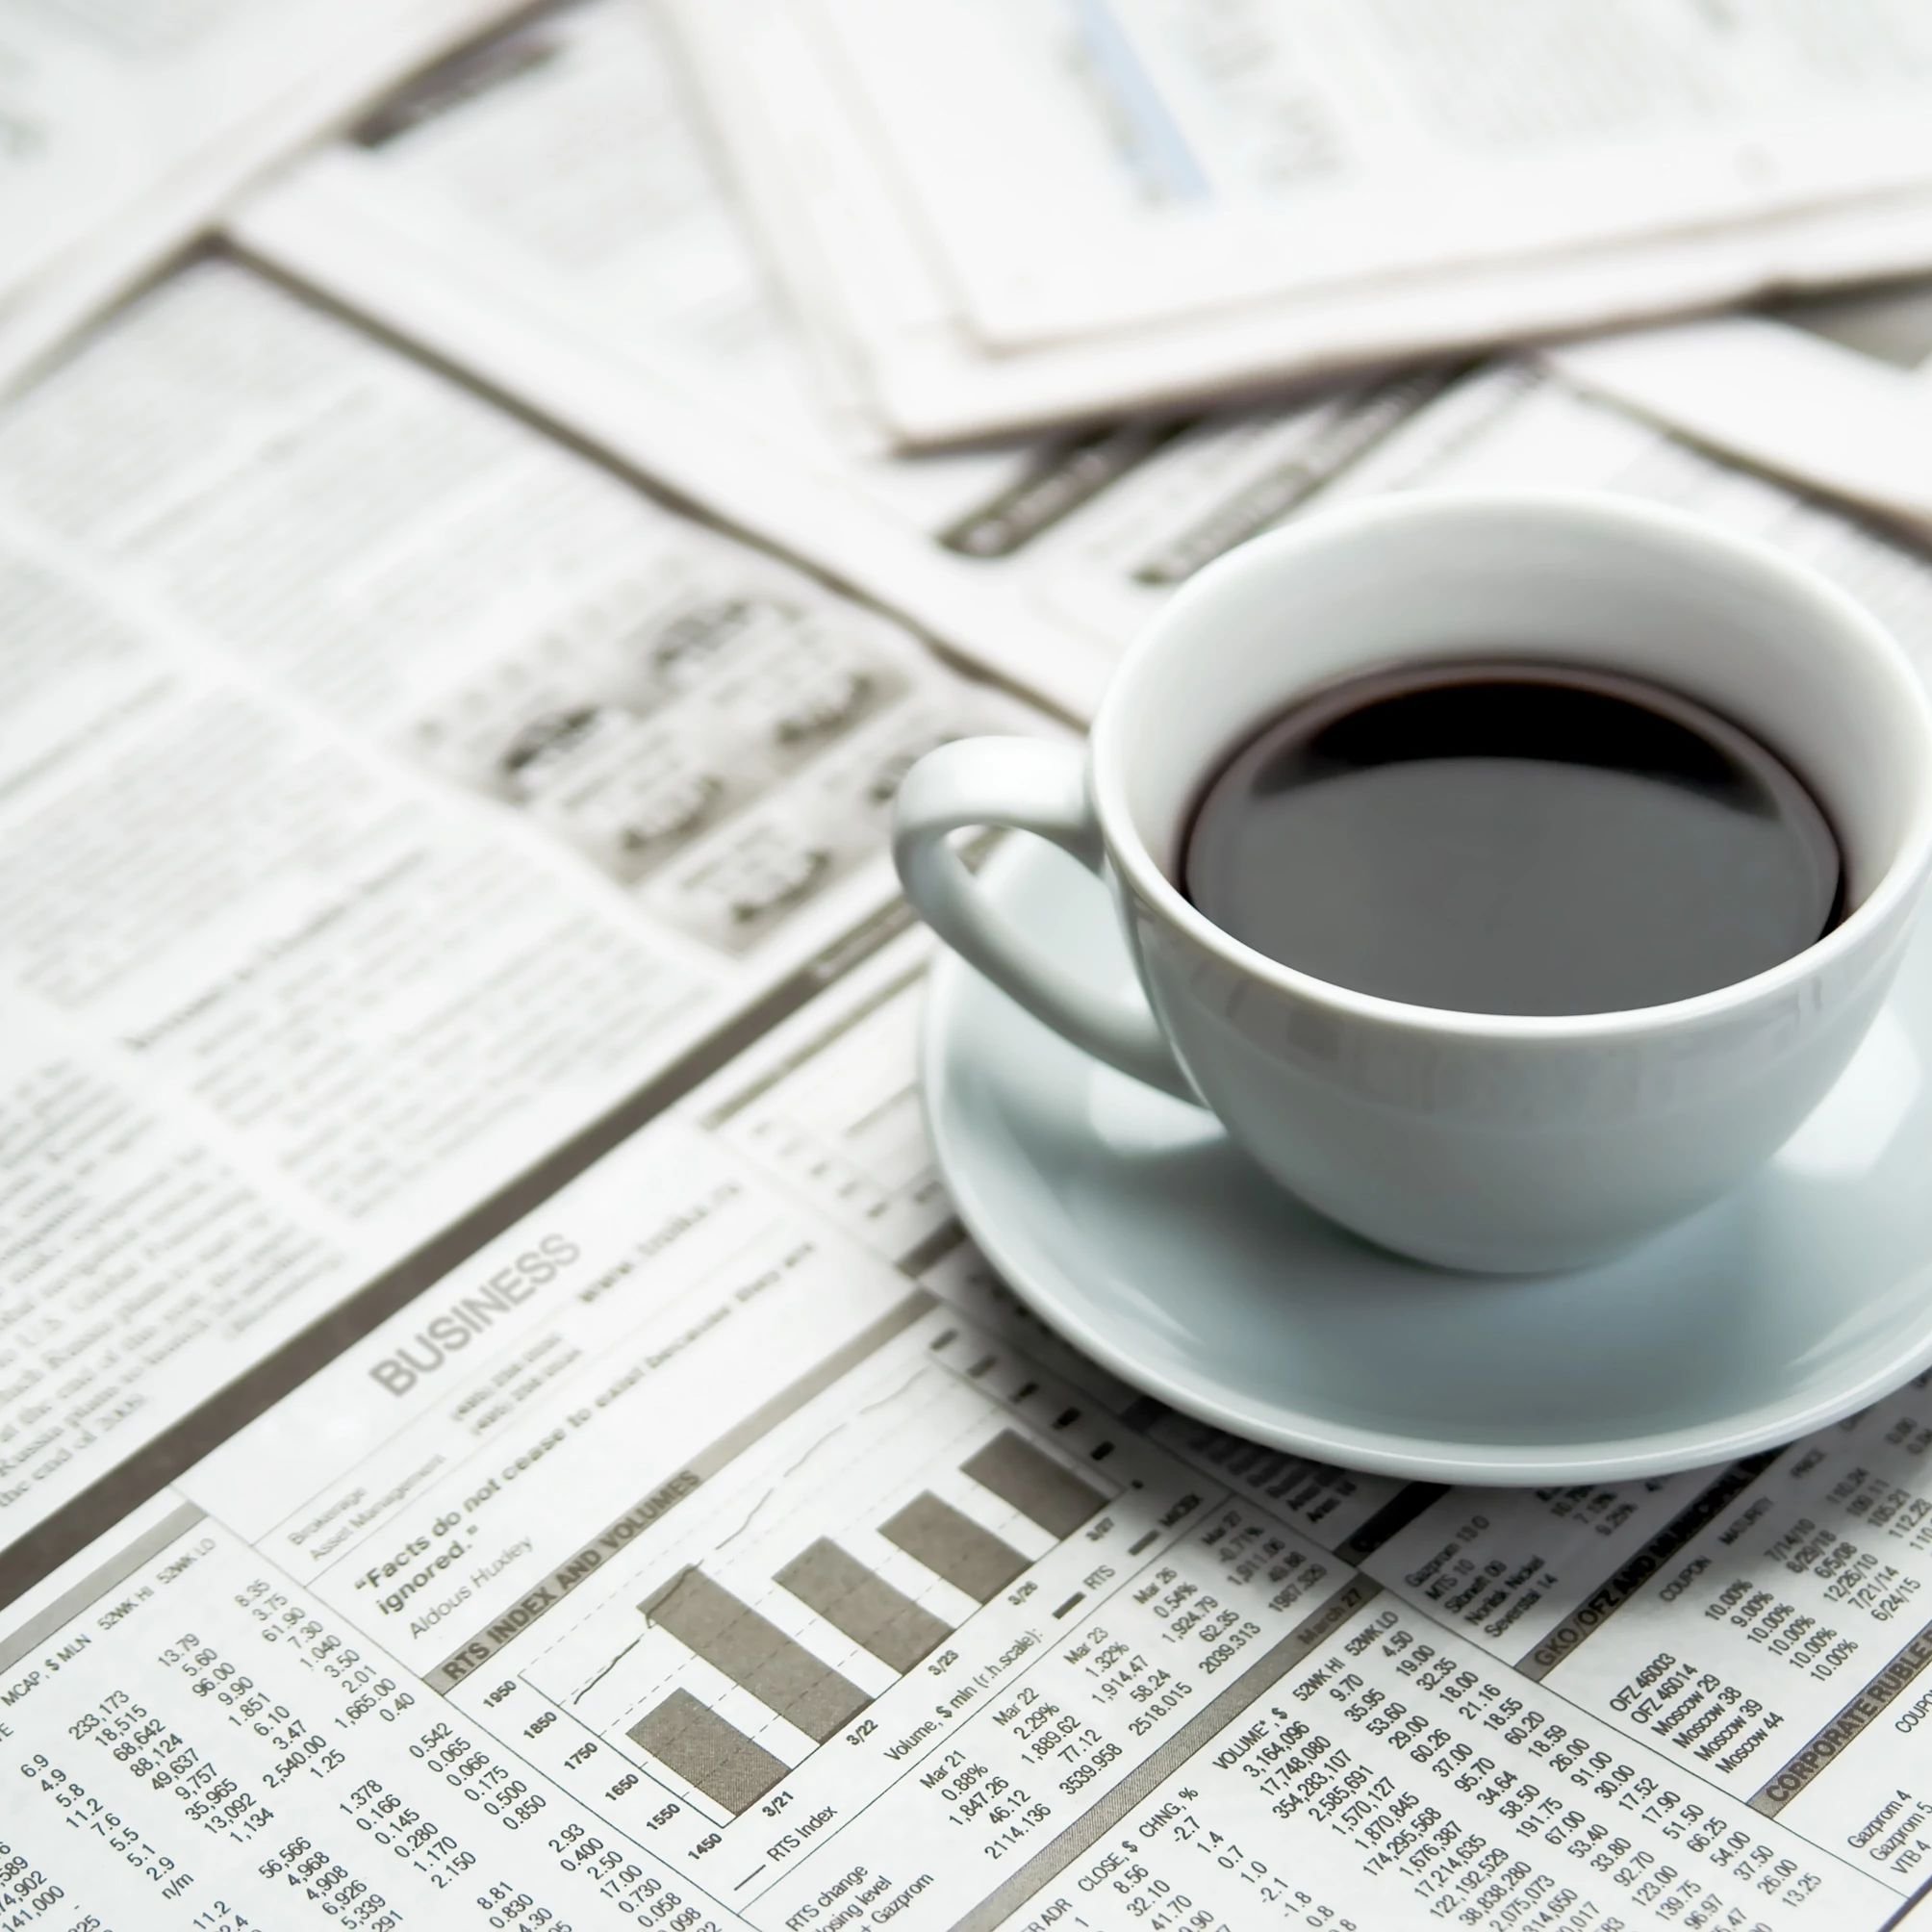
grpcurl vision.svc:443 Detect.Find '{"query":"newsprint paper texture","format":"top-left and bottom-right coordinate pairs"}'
top-left (8, 29), bottom-right (1932, 1932)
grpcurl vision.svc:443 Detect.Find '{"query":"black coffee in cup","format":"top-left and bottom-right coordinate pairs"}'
top-left (1180, 660), bottom-right (1843, 1016)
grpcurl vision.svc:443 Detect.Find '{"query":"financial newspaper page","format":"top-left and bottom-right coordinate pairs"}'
top-left (0, 252), bottom-right (1026, 1543)
top-left (663, 0), bottom-right (1932, 445)
top-left (9, 334), bottom-right (1932, 1931)
top-left (0, 0), bottom-right (525, 389)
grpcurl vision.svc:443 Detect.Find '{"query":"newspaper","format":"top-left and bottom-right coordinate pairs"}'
top-left (230, 2), bottom-right (1465, 708)
top-left (270, 0), bottom-right (1043, 538)
top-left (662, 0), bottom-right (1932, 445)
top-left (1548, 282), bottom-right (1932, 541)
top-left (231, 109), bottom-right (1932, 726)
top-left (232, 135), bottom-right (1478, 721)
top-left (8, 14), bottom-right (1932, 1926)
top-left (807, 0), bottom-right (1932, 343)
top-left (0, 0), bottom-right (532, 393)
top-left (229, 5), bottom-right (1932, 722)
top-left (236, 113), bottom-right (1932, 727)
top-left (6, 883), bottom-right (1932, 1932)
top-left (230, 91), bottom-right (1117, 718)
top-left (0, 253), bottom-right (1031, 1544)
top-left (8, 242), bottom-right (1932, 1921)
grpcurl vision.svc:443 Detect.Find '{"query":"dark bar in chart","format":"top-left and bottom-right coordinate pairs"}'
top-left (962, 1429), bottom-right (1108, 1537)
top-left (775, 1538), bottom-right (952, 1671)
top-left (879, 1493), bottom-right (1028, 1601)
top-left (642, 1568), bottom-right (870, 1741)
top-left (629, 1690), bottom-right (787, 1816)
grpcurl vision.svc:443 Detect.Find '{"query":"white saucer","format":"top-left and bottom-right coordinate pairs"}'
top-left (922, 839), bottom-right (1932, 1484)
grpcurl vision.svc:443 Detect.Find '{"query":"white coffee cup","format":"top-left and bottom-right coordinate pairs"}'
top-left (895, 492), bottom-right (1932, 1273)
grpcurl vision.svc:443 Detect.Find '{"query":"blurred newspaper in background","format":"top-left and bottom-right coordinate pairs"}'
top-left (6, 6), bottom-right (1932, 1930)
top-left (0, 0), bottom-right (532, 388)
top-left (663, 0), bottom-right (1932, 446)
top-left (231, 0), bottom-right (1932, 716)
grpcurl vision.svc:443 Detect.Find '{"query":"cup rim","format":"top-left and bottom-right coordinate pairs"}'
top-left (1089, 488), bottom-right (1932, 1042)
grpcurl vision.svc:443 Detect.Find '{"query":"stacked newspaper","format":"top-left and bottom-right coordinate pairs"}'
top-left (666, 0), bottom-right (1932, 445)
top-left (6, 6), bottom-right (1932, 1930)
top-left (0, 0), bottom-right (541, 388)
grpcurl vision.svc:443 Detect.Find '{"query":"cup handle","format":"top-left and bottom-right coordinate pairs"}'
top-left (894, 738), bottom-right (1199, 1101)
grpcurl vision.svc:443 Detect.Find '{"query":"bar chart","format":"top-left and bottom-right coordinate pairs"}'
top-left (624, 1427), bottom-right (1109, 1815)
top-left (628, 1690), bottom-right (789, 1817)
top-left (774, 1538), bottom-right (951, 1669)
top-left (487, 1309), bottom-right (1343, 1912)
top-left (520, 1323), bottom-right (1131, 1827)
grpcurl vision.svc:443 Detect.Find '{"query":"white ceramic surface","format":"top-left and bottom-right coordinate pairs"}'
top-left (922, 836), bottom-right (1932, 1485)
top-left (896, 493), bottom-right (1932, 1272)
